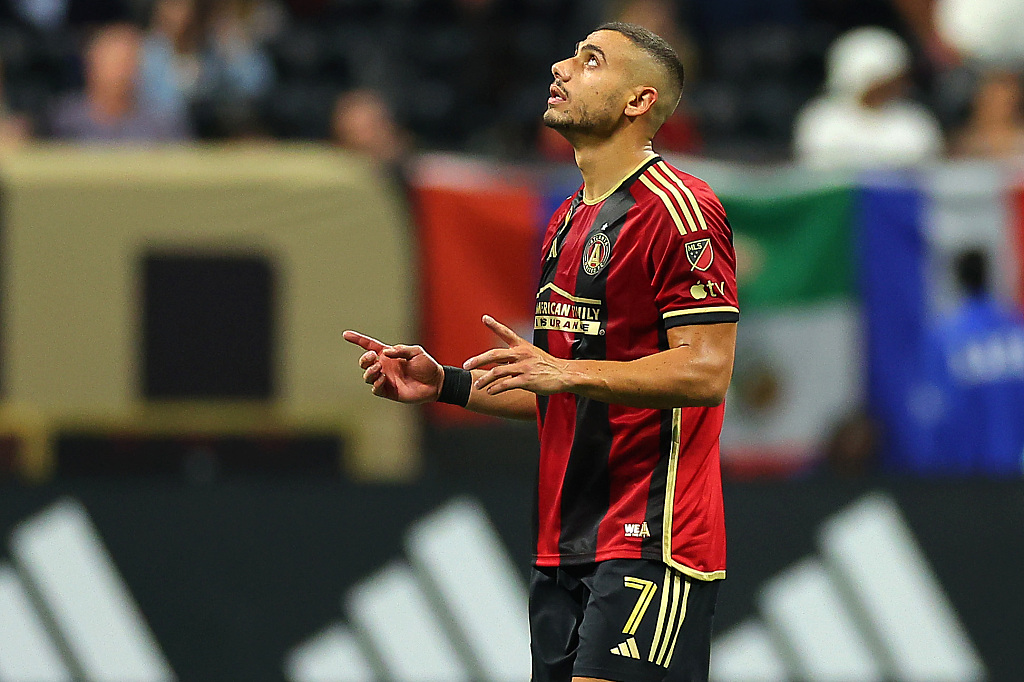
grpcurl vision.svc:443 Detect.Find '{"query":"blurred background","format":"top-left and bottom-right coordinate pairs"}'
top-left (0, 0), bottom-right (1022, 680)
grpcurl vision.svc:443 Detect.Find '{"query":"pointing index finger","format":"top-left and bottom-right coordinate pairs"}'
top-left (343, 330), bottom-right (389, 353)
top-left (482, 315), bottom-right (523, 347)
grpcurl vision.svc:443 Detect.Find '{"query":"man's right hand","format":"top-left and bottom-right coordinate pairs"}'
top-left (343, 330), bottom-right (445, 404)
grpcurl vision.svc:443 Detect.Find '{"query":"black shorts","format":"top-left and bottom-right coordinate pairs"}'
top-left (529, 559), bottom-right (719, 682)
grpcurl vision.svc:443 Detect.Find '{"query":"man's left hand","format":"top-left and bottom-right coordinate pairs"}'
top-left (463, 315), bottom-right (573, 396)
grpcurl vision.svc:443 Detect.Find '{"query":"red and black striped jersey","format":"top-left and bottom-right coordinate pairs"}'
top-left (532, 156), bottom-right (738, 582)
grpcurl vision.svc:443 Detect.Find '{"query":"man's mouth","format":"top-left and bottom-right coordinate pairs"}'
top-left (548, 83), bottom-right (567, 105)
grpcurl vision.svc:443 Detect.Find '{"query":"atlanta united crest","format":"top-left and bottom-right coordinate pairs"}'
top-left (583, 232), bottom-right (612, 276)
top-left (685, 238), bottom-right (714, 272)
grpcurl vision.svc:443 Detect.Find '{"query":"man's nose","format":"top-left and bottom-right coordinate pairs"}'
top-left (552, 58), bottom-right (571, 81)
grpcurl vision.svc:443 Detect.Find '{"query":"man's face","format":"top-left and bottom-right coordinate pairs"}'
top-left (544, 30), bottom-right (636, 136)
top-left (88, 29), bottom-right (142, 97)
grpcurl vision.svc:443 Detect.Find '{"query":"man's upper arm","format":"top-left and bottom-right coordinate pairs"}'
top-left (666, 323), bottom-right (737, 365)
top-left (664, 322), bottom-right (737, 405)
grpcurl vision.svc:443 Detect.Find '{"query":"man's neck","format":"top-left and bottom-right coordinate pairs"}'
top-left (574, 136), bottom-right (656, 204)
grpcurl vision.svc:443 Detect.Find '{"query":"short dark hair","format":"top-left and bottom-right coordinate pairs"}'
top-left (595, 21), bottom-right (685, 95)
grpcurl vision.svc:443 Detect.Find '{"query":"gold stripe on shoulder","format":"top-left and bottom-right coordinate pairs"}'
top-left (657, 162), bottom-right (708, 231)
top-left (639, 175), bottom-right (690, 236)
top-left (647, 166), bottom-right (699, 233)
top-left (663, 306), bottom-right (740, 318)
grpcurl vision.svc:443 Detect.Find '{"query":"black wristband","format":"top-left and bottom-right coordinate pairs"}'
top-left (437, 365), bottom-right (473, 407)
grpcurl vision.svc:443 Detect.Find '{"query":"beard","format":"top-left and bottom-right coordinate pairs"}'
top-left (543, 93), bottom-right (620, 139)
top-left (544, 105), bottom-right (593, 130)
top-left (543, 104), bottom-right (603, 134)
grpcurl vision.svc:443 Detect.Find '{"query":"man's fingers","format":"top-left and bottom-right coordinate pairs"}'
top-left (343, 330), bottom-right (388, 353)
top-left (371, 372), bottom-right (388, 396)
top-left (463, 348), bottom-right (519, 371)
top-left (485, 375), bottom-right (524, 396)
top-left (473, 369), bottom-right (498, 392)
top-left (363, 363), bottom-right (382, 384)
top-left (383, 345), bottom-right (421, 360)
top-left (482, 315), bottom-right (523, 347)
top-left (359, 351), bottom-right (378, 369)
top-left (474, 363), bottom-right (520, 391)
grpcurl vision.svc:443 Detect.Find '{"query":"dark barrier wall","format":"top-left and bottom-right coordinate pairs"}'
top-left (0, 479), bottom-right (1020, 681)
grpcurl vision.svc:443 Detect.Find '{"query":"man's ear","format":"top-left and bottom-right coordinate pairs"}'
top-left (624, 86), bottom-right (659, 118)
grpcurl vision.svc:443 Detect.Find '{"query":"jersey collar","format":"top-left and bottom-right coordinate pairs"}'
top-left (581, 154), bottom-right (662, 206)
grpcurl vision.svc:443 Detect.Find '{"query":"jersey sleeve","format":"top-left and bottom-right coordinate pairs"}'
top-left (642, 180), bottom-right (739, 328)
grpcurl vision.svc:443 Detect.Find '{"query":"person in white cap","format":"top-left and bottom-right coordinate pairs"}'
top-left (934, 0), bottom-right (1024, 64)
top-left (793, 26), bottom-right (944, 169)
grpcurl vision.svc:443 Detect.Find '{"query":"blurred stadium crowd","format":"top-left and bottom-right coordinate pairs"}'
top-left (3, 0), bottom-right (1024, 164)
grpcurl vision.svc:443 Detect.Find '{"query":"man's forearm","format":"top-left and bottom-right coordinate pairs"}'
top-left (465, 370), bottom-right (538, 420)
top-left (561, 346), bottom-right (732, 409)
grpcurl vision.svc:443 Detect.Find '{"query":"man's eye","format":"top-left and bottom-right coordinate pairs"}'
top-left (586, 55), bottom-right (598, 66)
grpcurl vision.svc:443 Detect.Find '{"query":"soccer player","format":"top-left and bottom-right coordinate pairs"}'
top-left (344, 22), bottom-right (737, 682)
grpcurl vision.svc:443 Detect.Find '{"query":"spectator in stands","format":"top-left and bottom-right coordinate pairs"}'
top-left (141, 0), bottom-right (274, 138)
top-left (49, 23), bottom-right (191, 142)
top-left (331, 89), bottom-right (409, 168)
top-left (0, 57), bottom-right (32, 149)
top-left (952, 70), bottom-right (1024, 158)
top-left (331, 87), bottom-right (414, 201)
top-left (793, 27), bottom-right (944, 169)
top-left (202, 0), bottom-right (274, 105)
top-left (139, 0), bottom-right (204, 120)
top-left (910, 250), bottom-right (1024, 475)
top-left (895, 0), bottom-right (1024, 66)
